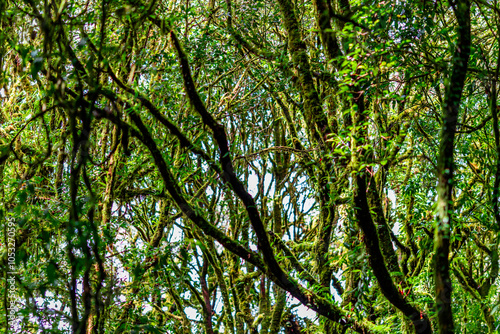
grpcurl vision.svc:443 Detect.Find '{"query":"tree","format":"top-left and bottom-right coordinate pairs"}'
top-left (0, 0), bottom-right (499, 333)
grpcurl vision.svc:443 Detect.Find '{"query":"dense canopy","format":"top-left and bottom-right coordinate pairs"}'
top-left (1, 0), bottom-right (499, 333)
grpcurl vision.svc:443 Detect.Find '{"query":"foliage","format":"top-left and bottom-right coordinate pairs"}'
top-left (0, 0), bottom-right (499, 333)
